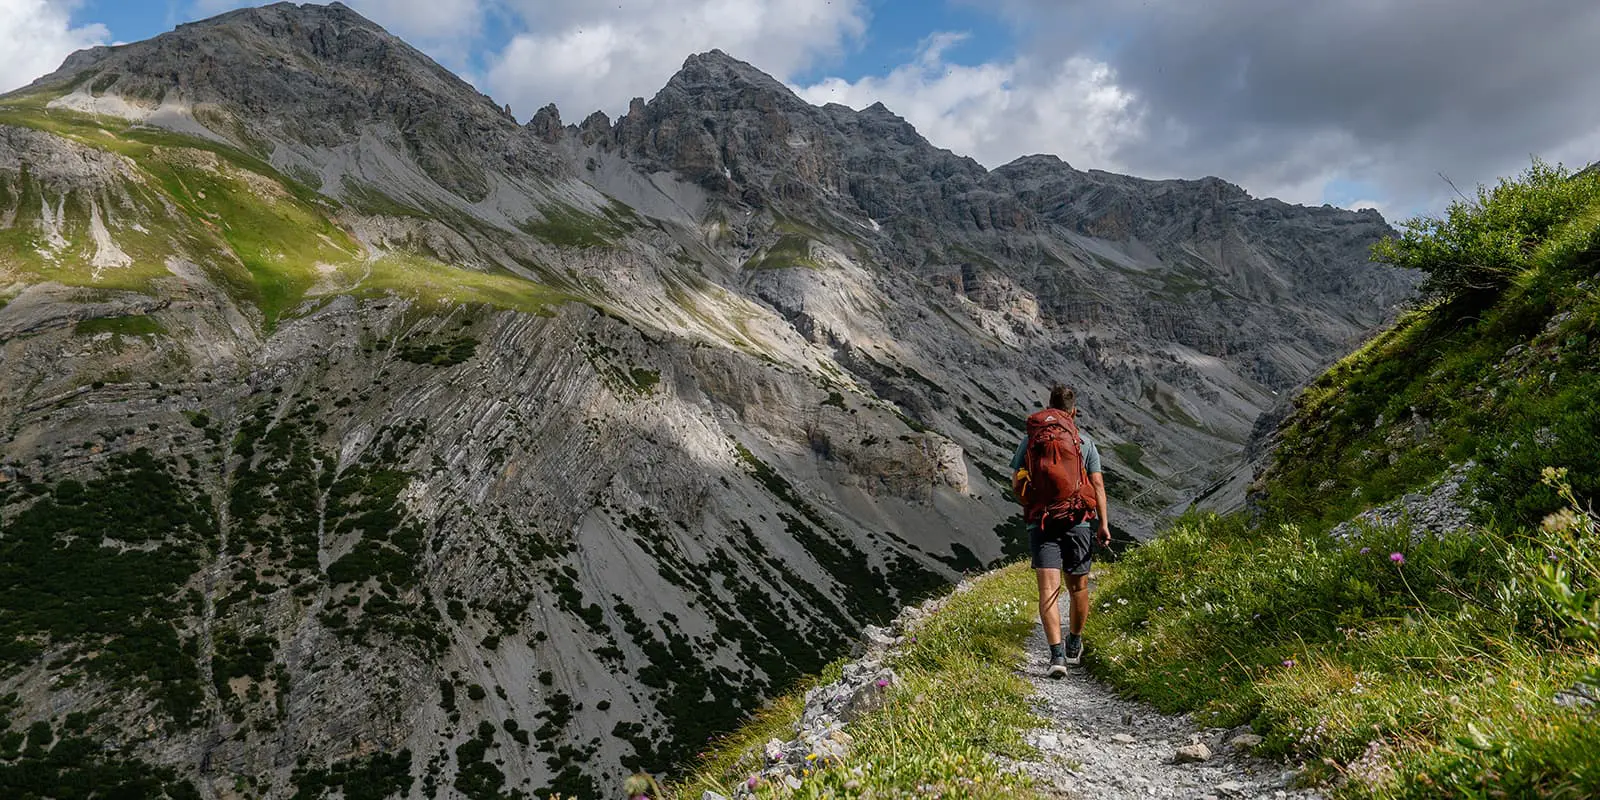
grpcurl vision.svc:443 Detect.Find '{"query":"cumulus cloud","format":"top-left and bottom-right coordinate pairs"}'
top-left (0, 0), bottom-right (110, 94)
top-left (797, 32), bottom-right (1141, 175)
top-left (958, 0), bottom-right (1600, 213)
top-left (485, 0), bottom-right (867, 121)
top-left (342, 0), bottom-right (485, 43)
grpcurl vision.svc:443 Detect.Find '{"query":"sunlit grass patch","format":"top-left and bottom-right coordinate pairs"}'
top-left (0, 99), bottom-right (608, 329)
top-left (139, 150), bottom-right (356, 329)
top-left (73, 314), bottom-right (166, 336)
top-left (1, 106), bottom-right (353, 324)
top-left (0, 156), bottom-right (210, 294)
top-left (744, 235), bottom-right (825, 271)
top-left (354, 253), bottom-right (575, 315)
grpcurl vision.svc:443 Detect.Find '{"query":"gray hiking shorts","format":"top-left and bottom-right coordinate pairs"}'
top-left (1029, 520), bottom-right (1094, 575)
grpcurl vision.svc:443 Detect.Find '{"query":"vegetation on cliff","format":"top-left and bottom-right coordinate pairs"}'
top-left (0, 98), bottom-right (575, 327)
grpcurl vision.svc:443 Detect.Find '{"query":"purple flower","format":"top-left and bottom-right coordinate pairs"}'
top-left (876, 678), bottom-right (890, 688)
top-left (1282, 659), bottom-right (1297, 668)
top-left (1359, 547), bottom-right (1370, 555)
top-left (1389, 552), bottom-right (1405, 565)
top-left (747, 776), bottom-right (760, 789)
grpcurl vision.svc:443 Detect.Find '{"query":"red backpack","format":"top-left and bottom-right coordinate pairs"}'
top-left (1022, 409), bottom-right (1097, 526)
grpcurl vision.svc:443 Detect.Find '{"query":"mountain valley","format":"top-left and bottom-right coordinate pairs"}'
top-left (0, 3), bottom-right (1416, 797)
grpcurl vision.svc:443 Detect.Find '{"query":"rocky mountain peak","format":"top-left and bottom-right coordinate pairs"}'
top-left (580, 49), bottom-right (832, 194)
top-left (1005, 154), bottom-right (1074, 171)
top-left (528, 103), bottom-right (564, 143)
top-left (181, 0), bottom-right (372, 31)
top-left (18, 1), bottom-right (555, 199)
top-left (666, 49), bottom-right (801, 103)
top-left (847, 100), bottom-right (942, 152)
top-left (26, 2), bottom-right (424, 94)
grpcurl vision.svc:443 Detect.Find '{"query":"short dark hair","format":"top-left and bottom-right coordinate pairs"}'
top-left (1048, 384), bottom-right (1076, 412)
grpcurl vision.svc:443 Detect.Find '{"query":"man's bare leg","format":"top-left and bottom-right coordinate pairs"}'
top-left (1036, 568), bottom-right (1064, 645)
top-left (1066, 573), bottom-right (1090, 635)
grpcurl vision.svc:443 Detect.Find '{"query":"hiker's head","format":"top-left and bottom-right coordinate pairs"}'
top-left (1048, 384), bottom-right (1076, 412)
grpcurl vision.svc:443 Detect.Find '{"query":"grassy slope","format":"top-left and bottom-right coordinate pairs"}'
top-left (1086, 164), bottom-right (1600, 798)
top-left (0, 97), bottom-right (574, 326)
top-left (672, 564), bottom-right (1041, 799)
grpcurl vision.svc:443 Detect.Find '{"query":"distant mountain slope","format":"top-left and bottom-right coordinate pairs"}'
top-left (0, 3), bottom-right (1414, 797)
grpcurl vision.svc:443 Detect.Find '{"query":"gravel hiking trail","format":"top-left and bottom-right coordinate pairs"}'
top-left (1006, 627), bottom-right (1324, 800)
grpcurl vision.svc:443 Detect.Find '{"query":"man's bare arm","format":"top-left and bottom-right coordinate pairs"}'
top-left (1090, 473), bottom-right (1110, 546)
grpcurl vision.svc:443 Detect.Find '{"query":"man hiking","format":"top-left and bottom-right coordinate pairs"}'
top-left (1011, 384), bottom-right (1111, 678)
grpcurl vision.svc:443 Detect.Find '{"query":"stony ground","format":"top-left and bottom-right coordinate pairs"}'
top-left (1005, 627), bottom-right (1323, 800)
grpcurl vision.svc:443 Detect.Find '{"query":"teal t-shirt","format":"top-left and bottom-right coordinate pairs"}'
top-left (1010, 430), bottom-right (1102, 475)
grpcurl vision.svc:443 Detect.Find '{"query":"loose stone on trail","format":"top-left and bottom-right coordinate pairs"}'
top-left (1229, 733), bottom-right (1265, 751)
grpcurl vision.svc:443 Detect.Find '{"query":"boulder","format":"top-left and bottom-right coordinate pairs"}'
top-left (1174, 742), bottom-right (1212, 763)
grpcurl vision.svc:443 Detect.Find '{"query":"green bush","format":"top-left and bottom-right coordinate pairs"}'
top-left (1373, 158), bottom-right (1600, 304)
top-left (1260, 163), bottom-right (1600, 530)
top-left (0, 720), bottom-right (199, 799)
top-left (291, 751), bottom-right (413, 800)
top-left (396, 336), bottom-right (477, 366)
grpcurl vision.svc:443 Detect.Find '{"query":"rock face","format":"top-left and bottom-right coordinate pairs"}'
top-left (1327, 463), bottom-right (1477, 541)
top-left (0, 5), bottom-right (1414, 798)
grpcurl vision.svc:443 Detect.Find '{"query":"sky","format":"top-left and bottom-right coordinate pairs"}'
top-left (4, 0), bottom-right (1600, 220)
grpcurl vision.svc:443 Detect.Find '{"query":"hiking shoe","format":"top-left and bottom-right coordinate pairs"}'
top-left (1063, 636), bottom-right (1083, 666)
top-left (1047, 655), bottom-right (1069, 679)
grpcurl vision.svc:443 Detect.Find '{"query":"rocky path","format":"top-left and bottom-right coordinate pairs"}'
top-left (1007, 627), bottom-right (1321, 800)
